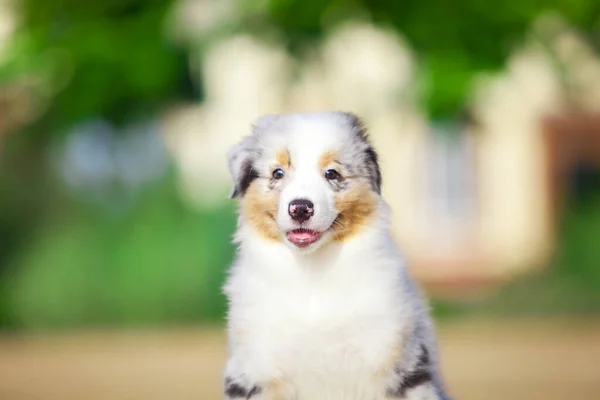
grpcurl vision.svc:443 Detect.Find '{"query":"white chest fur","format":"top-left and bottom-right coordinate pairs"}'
top-left (225, 231), bottom-right (415, 399)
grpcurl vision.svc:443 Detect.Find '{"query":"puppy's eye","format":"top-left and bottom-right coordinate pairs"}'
top-left (324, 169), bottom-right (340, 180)
top-left (272, 168), bottom-right (285, 180)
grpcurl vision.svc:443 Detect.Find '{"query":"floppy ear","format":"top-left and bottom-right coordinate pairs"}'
top-left (338, 112), bottom-right (382, 194)
top-left (227, 137), bottom-right (258, 199)
top-left (363, 145), bottom-right (382, 194)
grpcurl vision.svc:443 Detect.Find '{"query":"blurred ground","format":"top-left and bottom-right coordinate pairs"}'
top-left (0, 318), bottom-right (599, 400)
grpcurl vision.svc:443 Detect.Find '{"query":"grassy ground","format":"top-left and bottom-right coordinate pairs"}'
top-left (0, 318), bottom-right (599, 400)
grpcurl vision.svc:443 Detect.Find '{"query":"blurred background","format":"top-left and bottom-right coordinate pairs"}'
top-left (0, 0), bottom-right (599, 399)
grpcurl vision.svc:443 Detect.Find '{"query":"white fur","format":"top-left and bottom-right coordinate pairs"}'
top-left (224, 113), bottom-right (449, 400)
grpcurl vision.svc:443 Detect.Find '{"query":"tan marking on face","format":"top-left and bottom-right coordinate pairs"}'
top-left (241, 181), bottom-right (281, 241)
top-left (332, 180), bottom-right (377, 242)
top-left (275, 148), bottom-right (291, 168)
top-left (318, 149), bottom-right (340, 170)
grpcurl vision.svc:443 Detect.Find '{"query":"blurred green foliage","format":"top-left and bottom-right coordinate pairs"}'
top-left (3, 0), bottom-right (599, 128)
top-left (0, 0), bottom-right (200, 329)
top-left (250, 0), bottom-right (600, 117)
top-left (2, 176), bottom-right (235, 329)
top-left (2, 0), bottom-right (191, 133)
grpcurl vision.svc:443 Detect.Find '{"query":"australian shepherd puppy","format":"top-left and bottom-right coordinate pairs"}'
top-left (223, 112), bottom-right (451, 400)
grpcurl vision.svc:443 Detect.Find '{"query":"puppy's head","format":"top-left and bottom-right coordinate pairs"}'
top-left (228, 112), bottom-right (381, 253)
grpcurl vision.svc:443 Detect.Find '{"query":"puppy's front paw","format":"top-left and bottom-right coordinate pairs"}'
top-left (386, 345), bottom-right (446, 400)
top-left (224, 377), bottom-right (262, 399)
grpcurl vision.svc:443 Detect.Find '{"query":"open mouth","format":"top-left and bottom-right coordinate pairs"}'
top-left (286, 228), bottom-right (322, 248)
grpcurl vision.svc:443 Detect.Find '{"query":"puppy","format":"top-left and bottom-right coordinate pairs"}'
top-left (223, 112), bottom-right (451, 400)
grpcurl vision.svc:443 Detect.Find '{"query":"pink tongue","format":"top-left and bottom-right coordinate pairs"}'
top-left (291, 232), bottom-right (315, 240)
top-left (287, 230), bottom-right (320, 247)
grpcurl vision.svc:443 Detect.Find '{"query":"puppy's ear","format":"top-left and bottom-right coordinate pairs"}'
top-left (339, 112), bottom-right (382, 194)
top-left (227, 136), bottom-right (258, 199)
top-left (363, 145), bottom-right (382, 194)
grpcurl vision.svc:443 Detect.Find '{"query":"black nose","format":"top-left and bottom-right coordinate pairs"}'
top-left (288, 199), bottom-right (314, 223)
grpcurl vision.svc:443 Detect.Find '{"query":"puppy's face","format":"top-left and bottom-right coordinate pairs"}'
top-left (228, 112), bottom-right (381, 253)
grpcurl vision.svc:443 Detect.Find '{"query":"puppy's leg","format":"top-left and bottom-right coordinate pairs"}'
top-left (224, 377), bottom-right (293, 400)
top-left (224, 359), bottom-right (291, 400)
top-left (385, 345), bottom-right (446, 400)
top-left (386, 371), bottom-right (440, 400)
top-left (393, 381), bottom-right (442, 400)
top-left (224, 377), bottom-right (264, 400)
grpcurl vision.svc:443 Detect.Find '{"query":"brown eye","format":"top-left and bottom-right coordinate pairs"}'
top-left (324, 169), bottom-right (340, 180)
top-left (272, 168), bottom-right (285, 180)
